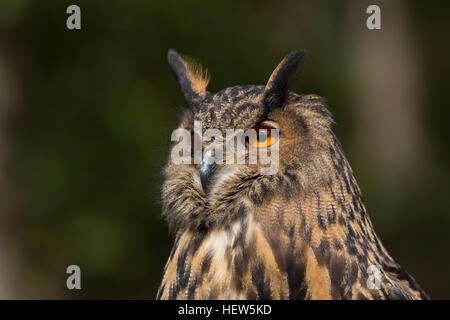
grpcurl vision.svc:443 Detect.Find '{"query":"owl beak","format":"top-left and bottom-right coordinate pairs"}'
top-left (200, 149), bottom-right (217, 194)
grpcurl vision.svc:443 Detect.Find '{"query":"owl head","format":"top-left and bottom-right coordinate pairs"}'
top-left (163, 50), bottom-right (338, 233)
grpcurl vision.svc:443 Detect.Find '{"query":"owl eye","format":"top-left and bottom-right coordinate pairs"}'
top-left (252, 125), bottom-right (278, 148)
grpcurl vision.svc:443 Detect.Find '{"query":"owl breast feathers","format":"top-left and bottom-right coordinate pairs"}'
top-left (156, 49), bottom-right (429, 300)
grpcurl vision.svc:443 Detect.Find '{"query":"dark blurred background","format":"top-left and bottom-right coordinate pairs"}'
top-left (0, 0), bottom-right (449, 298)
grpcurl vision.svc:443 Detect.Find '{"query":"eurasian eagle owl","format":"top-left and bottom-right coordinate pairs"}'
top-left (157, 49), bottom-right (428, 300)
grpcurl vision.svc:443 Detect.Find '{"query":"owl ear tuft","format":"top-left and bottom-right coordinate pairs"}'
top-left (168, 49), bottom-right (210, 110)
top-left (263, 50), bottom-right (306, 112)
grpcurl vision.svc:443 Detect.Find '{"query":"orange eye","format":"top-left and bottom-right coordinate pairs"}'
top-left (252, 125), bottom-right (279, 148)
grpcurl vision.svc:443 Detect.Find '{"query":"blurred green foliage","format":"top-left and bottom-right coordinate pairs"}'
top-left (1, 0), bottom-right (449, 298)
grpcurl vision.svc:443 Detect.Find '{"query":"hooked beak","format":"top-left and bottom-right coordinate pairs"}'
top-left (200, 148), bottom-right (217, 195)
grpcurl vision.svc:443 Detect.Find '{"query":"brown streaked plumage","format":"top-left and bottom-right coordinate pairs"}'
top-left (156, 49), bottom-right (429, 300)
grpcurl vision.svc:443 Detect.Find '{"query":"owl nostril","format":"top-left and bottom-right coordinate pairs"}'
top-left (200, 149), bottom-right (217, 194)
